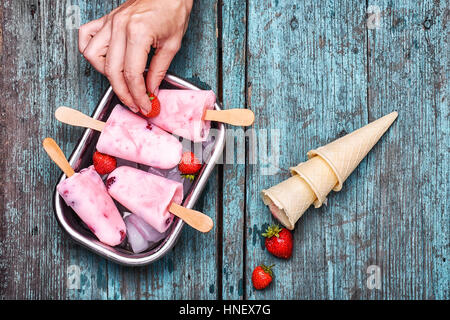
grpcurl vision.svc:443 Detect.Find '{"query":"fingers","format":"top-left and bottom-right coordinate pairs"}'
top-left (146, 41), bottom-right (180, 94)
top-left (105, 14), bottom-right (138, 112)
top-left (123, 26), bottom-right (153, 114)
top-left (78, 16), bottom-right (106, 54)
top-left (81, 21), bottom-right (112, 74)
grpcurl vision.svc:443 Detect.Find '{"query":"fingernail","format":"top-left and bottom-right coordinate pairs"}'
top-left (153, 87), bottom-right (159, 96)
top-left (141, 107), bottom-right (151, 115)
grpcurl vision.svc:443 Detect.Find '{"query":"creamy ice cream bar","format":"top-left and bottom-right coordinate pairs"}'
top-left (148, 89), bottom-right (216, 142)
top-left (57, 165), bottom-right (126, 246)
top-left (97, 104), bottom-right (182, 169)
top-left (106, 166), bottom-right (184, 233)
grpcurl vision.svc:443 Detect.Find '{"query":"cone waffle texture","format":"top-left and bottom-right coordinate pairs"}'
top-left (308, 112), bottom-right (398, 191)
top-left (290, 156), bottom-right (338, 208)
top-left (261, 175), bottom-right (316, 230)
top-left (261, 111), bottom-right (398, 230)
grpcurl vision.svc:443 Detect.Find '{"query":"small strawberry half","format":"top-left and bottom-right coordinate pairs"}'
top-left (93, 151), bottom-right (117, 175)
top-left (252, 264), bottom-right (274, 290)
top-left (178, 151), bottom-right (202, 175)
top-left (262, 224), bottom-right (293, 259)
top-left (140, 93), bottom-right (161, 117)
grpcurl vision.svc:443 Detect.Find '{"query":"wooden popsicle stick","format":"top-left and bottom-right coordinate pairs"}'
top-left (42, 138), bottom-right (75, 177)
top-left (55, 106), bottom-right (106, 132)
top-left (169, 203), bottom-right (213, 233)
top-left (203, 109), bottom-right (255, 126)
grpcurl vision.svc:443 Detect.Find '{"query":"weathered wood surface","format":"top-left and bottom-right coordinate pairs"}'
top-left (245, 0), bottom-right (369, 300)
top-left (221, 0), bottom-right (247, 299)
top-left (0, 0), bottom-right (448, 300)
top-left (0, 0), bottom-right (219, 300)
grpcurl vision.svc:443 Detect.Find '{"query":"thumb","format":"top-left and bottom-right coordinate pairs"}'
top-left (146, 43), bottom-right (180, 94)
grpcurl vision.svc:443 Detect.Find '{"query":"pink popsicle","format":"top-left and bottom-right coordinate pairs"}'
top-left (57, 165), bottom-right (126, 246)
top-left (148, 89), bottom-right (216, 142)
top-left (97, 104), bottom-right (182, 169)
top-left (106, 166), bottom-right (183, 233)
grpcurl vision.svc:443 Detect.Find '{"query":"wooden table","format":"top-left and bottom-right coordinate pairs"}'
top-left (0, 0), bottom-right (448, 300)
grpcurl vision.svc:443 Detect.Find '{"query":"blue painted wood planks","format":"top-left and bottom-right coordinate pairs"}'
top-left (0, 0), bottom-right (447, 300)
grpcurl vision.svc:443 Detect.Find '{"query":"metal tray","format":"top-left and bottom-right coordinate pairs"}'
top-left (53, 74), bottom-right (225, 266)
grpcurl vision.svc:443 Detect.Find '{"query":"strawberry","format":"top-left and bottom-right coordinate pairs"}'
top-left (93, 151), bottom-right (117, 175)
top-left (252, 264), bottom-right (274, 290)
top-left (262, 224), bottom-right (293, 259)
top-left (178, 151), bottom-right (202, 175)
top-left (140, 93), bottom-right (161, 117)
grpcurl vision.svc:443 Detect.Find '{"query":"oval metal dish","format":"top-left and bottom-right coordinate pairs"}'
top-left (53, 74), bottom-right (225, 266)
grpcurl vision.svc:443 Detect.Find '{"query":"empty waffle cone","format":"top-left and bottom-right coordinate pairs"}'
top-left (308, 111), bottom-right (398, 191)
top-left (261, 175), bottom-right (316, 230)
top-left (261, 111), bottom-right (398, 230)
top-left (290, 156), bottom-right (338, 208)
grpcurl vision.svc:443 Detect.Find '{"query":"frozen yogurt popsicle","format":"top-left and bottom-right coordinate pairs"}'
top-left (55, 105), bottom-right (183, 169)
top-left (148, 89), bottom-right (216, 142)
top-left (97, 105), bottom-right (182, 169)
top-left (57, 165), bottom-right (126, 246)
top-left (106, 166), bottom-right (183, 233)
top-left (43, 138), bottom-right (126, 246)
top-left (107, 166), bottom-right (214, 233)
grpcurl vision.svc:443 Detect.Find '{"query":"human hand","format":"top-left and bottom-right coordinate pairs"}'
top-left (78, 0), bottom-right (193, 114)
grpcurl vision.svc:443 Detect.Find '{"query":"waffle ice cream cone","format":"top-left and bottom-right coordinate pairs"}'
top-left (290, 156), bottom-right (338, 208)
top-left (308, 112), bottom-right (398, 191)
top-left (262, 175), bottom-right (316, 230)
top-left (261, 111), bottom-right (398, 229)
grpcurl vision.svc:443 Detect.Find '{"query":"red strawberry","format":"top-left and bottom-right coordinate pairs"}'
top-left (93, 151), bottom-right (117, 175)
top-left (178, 151), bottom-right (202, 175)
top-left (140, 93), bottom-right (161, 117)
top-left (262, 224), bottom-right (293, 259)
top-left (252, 264), bottom-right (274, 290)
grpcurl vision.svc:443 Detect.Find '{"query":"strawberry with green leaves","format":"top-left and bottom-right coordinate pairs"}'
top-left (178, 151), bottom-right (202, 181)
top-left (140, 93), bottom-right (161, 118)
top-left (252, 264), bottom-right (274, 290)
top-left (262, 224), bottom-right (293, 259)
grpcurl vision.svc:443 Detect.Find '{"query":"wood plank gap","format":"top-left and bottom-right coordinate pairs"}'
top-left (0, 0), bottom-right (6, 295)
top-left (365, 0), bottom-right (371, 122)
top-left (242, 0), bottom-right (249, 301)
top-left (362, 0), bottom-right (369, 298)
top-left (365, 0), bottom-right (379, 299)
top-left (216, 0), bottom-right (224, 301)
